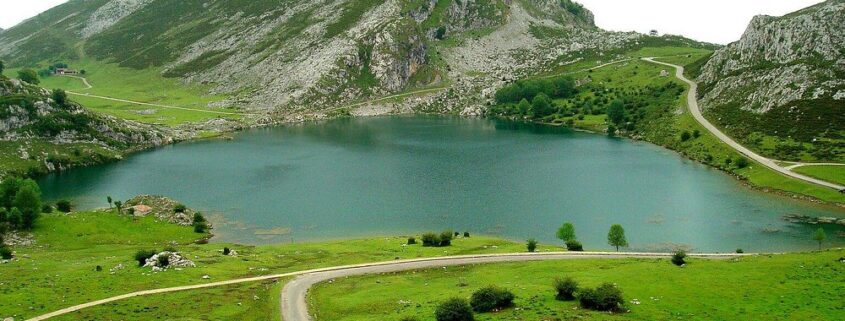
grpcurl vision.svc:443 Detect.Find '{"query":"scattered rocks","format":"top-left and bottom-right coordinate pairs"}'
top-left (783, 214), bottom-right (845, 226)
top-left (2, 231), bottom-right (35, 247)
top-left (143, 251), bottom-right (196, 272)
top-left (124, 195), bottom-right (201, 226)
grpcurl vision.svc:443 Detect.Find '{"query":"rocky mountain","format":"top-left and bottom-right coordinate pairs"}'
top-left (696, 0), bottom-right (844, 150)
top-left (0, 75), bottom-right (170, 149)
top-left (0, 0), bottom-right (649, 117)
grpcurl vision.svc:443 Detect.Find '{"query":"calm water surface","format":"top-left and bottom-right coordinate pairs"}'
top-left (39, 116), bottom-right (845, 251)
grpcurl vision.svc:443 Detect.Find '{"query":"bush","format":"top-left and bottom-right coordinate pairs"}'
top-left (56, 200), bottom-right (72, 213)
top-left (134, 249), bottom-right (157, 266)
top-left (163, 245), bottom-right (177, 253)
top-left (0, 246), bottom-right (12, 260)
top-left (579, 283), bottom-right (624, 312)
top-left (41, 204), bottom-right (53, 213)
top-left (439, 231), bottom-right (454, 246)
top-left (463, 232), bottom-right (470, 238)
top-left (526, 238), bottom-right (538, 252)
top-left (158, 253), bottom-right (171, 267)
top-left (470, 286), bottom-right (515, 312)
top-left (422, 233), bottom-right (440, 247)
top-left (672, 250), bottom-right (687, 266)
top-left (174, 203), bottom-right (187, 213)
top-left (735, 248), bottom-right (744, 254)
top-left (554, 277), bottom-right (578, 301)
top-left (193, 221), bottom-right (208, 233)
top-left (565, 240), bottom-right (583, 251)
top-left (680, 131), bottom-right (692, 142)
top-left (407, 237), bottom-right (416, 245)
top-left (435, 298), bottom-right (474, 321)
top-left (223, 247), bottom-right (231, 255)
top-left (735, 157), bottom-right (749, 169)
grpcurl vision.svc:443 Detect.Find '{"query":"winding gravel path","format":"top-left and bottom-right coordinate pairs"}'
top-left (642, 58), bottom-right (845, 191)
top-left (280, 251), bottom-right (748, 321)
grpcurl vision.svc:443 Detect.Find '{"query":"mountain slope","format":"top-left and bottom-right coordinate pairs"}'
top-left (0, 0), bottom-right (644, 116)
top-left (696, 0), bottom-right (845, 161)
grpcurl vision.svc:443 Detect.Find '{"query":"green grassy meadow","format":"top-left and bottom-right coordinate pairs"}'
top-left (0, 209), bottom-right (555, 320)
top-left (793, 166), bottom-right (845, 186)
top-left (310, 250), bottom-right (845, 321)
top-left (4, 59), bottom-right (239, 126)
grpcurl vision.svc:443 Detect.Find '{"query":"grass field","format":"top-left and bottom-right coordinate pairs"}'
top-left (4, 58), bottom-right (240, 126)
top-left (792, 165), bottom-right (845, 187)
top-left (310, 250), bottom-right (845, 321)
top-left (0, 209), bottom-right (556, 320)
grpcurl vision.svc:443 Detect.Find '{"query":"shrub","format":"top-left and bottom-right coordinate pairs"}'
top-left (527, 238), bottom-right (538, 252)
top-left (435, 298), bottom-right (474, 321)
top-left (735, 157), bottom-right (749, 169)
top-left (163, 245), bottom-right (177, 253)
top-left (174, 203), bottom-right (187, 213)
top-left (223, 247), bottom-right (231, 255)
top-left (158, 253), bottom-right (171, 267)
top-left (422, 233), bottom-right (440, 246)
top-left (407, 237), bottom-right (416, 245)
top-left (554, 277), bottom-right (578, 301)
top-left (579, 283), bottom-right (624, 312)
top-left (470, 286), bottom-right (515, 312)
top-left (735, 248), bottom-right (744, 254)
top-left (56, 200), bottom-right (72, 213)
top-left (0, 246), bottom-right (12, 260)
top-left (565, 240), bottom-right (583, 251)
top-left (134, 249), bottom-right (157, 266)
top-left (454, 231), bottom-right (460, 237)
top-left (95, 265), bottom-right (103, 272)
top-left (672, 250), bottom-right (687, 266)
top-left (439, 231), bottom-right (454, 246)
top-left (463, 232), bottom-right (470, 238)
top-left (680, 131), bottom-right (692, 142)
top-left (193, 221), bottom-right (208, 233)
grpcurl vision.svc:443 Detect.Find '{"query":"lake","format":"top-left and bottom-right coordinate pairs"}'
top-left (38, 116), bottom-right (845, 252)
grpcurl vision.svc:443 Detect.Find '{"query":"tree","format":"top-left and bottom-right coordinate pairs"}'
top-left (107, 196), bottom-right (113, 208)
top-left (0, 60), bottom-right (4, 74)
top-left (813, 228), bottom-right (826, 250)
top-left (527, 238), bottom-right (538, 252)
top-left (51, 89), bottom-right (68, 107)
top-left (13, 180), bottom-right (42, 220)
top-left (0, 178), bottom-right (23, 208)
top-left (17, 68), bottom-right (39, 84)
top-left (607, 100), bottom-right (625, 126)
top-left (113, 201), bottom-right (123, 214)
top-left (607, 224), bottom-right (628, 251)
top-left (435, 298), bottom-right (474, 321)
top-left (8, 208), bottom-right (23, 228)
top-left (516, 98), bottom-right (531, 116)
top-left (531, 94), bottom-right (554, 118)
top-left (556, 222), bottom-right (576, 243)
top-left (606, 124), bottom-right (617, 137)
top-left (554, 277), bottom-right (578, 301)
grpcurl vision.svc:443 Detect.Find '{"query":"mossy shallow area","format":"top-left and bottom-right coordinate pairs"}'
top-left (0, 209), bottom-right (553, 320)
top-left (310, 250), bottom-right (845, 321)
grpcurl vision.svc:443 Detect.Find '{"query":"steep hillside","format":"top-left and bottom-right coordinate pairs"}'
top-left (0, 0), bottom-right (643, 117)
top-left (697, 0), bottom-right (845, 161)
top-left (0, 75), bottom-right (171, 177)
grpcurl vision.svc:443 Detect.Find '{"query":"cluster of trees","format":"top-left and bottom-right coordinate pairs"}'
top-left (493, 77), bottom-right (578, 118)
top-left (17, 68), bottom-right (39, 84)
top-left (0, 178), bottom-right (44, 232)
top-left (549, 222), bottom-right (627, 252)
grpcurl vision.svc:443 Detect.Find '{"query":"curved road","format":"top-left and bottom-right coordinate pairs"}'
top-left (642, 58), bottom-right (845, 191)
top-left (280, 251), bottom-right (747, 321)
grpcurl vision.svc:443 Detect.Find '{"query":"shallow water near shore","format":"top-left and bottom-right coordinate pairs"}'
top-left (39, 116), bottom-right (845, 252)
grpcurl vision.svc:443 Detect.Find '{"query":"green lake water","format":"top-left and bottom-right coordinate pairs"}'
top-left (38, 116), bottom-right (845, 252)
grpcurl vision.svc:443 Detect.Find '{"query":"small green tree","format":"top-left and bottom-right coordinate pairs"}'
top-left (17, 69), bottom-right (39, 84)
top-left (113, 201), bottom-right (123, 214)
top-left (607, 224), bottom-right (628, 251)
top-left (107, 196), bottom-right (113, 208)
top-left (12, 180), bottom-right (42, 224)
top-left (8, 207), bottom-right (23, 228)
top-left (517, 98), bottom-right (531, 116)
top-left (607, 100), bottom-right (625, 126)
top-left (439, 231), bottom-right (454, 246)
top-left (556, 222), bottom-right (576, 243)
top-left (671, 250), bottom-right (687, 266)
top-left (527, 238), bottom-right (538, 252)
top-left (51, 89), bottom-right (68, 107)
top-left (607, 124), bottom-right (617, 137)
top-left (531, 93), bottom-right (554, 118)
top-left (435, 298), bottom-right (474, 321)
top-left (813, 228), bottom-right (826, 250)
